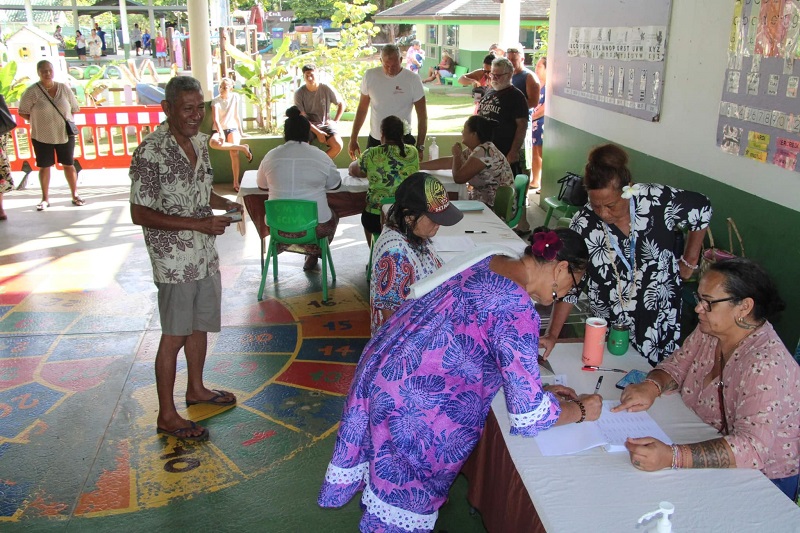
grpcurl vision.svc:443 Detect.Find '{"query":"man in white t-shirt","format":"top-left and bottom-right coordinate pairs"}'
top-left (294, 64), bottom-right (345, 159)
top-left (348, 44), bottom-right (427, 160)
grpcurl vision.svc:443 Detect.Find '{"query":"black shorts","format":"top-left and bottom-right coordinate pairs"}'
top-left (361, 211), bottom-right (382, 235)
top-left (135, 40), bottom-right (142, 48)
top-left (367, 133), bottom-right (416, 149)
top-left (212, 128), bottom-right (238, 139)
top-left (31, 137), bottom-right (75, 168)
top-left (308, 123), bottom-right (339, 143)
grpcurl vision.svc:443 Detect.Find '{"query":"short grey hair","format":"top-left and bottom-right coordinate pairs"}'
top-left (164, 76), bottom-right (202, 105)
top-left (381, 44), bottom-right (401, 60)
top-left (411, 40), bottom-right (420, 46)
top-left (492, 57), bottom-right (514, 75)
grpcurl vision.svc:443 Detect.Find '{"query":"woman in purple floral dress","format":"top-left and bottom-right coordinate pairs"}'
top-left (319, 228), bottom-right (603, 532)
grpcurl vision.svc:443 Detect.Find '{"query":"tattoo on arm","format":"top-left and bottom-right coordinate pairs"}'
top-left (662, 379), bottom-right (679, 393)
top-left (687, 438), bottom-right (734, 469)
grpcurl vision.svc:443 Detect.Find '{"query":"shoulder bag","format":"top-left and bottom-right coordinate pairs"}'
top-left (699, 217), bottom-right (744, 275)
top-left (0, 95), bottom-right (16, 136)
top-left (557, 172), bottom-right (588, 206)
top-left (36, 83), bottom-right (78, 137)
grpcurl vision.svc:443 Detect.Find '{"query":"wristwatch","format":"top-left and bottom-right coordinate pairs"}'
top-left (416, 145), bottom-right (425, 152)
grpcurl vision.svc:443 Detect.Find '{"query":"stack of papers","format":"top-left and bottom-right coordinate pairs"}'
top-left (534, 401), bottom-right (672, 456)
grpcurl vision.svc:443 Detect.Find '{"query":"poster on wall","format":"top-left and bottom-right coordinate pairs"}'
top-left (716, 0), bottom-right (800, 174)
top-left (552, 0), bottom-right (673, 122)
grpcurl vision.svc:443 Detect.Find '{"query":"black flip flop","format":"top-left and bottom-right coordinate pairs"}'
top-left (185, 389), bottom-right (237, 407)
top-left (156, 421), bottom-right (209, 442)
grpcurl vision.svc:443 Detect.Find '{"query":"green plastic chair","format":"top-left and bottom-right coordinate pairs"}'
top-left (492, 185), bottom-right (515, 223)
top-left (443, 65), bottom-right (468, 85)
top-left (257, 199), bottom-right (336, 302)
top-left (506, 174), bottom-right (530, 229)
top-left (542, 196), bottom-right (580, 227)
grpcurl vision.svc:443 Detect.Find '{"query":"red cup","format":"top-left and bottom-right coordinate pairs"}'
top-left (582, 317), bottom-right (608, 366)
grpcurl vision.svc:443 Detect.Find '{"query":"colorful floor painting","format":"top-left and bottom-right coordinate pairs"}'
top-left (0, 180), bottom-right (487, 532)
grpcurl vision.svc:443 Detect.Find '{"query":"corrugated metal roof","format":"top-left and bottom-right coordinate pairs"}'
top-left (376, 0), bottom-right (549, 20)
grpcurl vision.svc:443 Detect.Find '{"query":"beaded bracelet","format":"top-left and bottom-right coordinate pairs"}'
top-left (575, 400), bottom-right (586, 423)
top-left (643, 378), bottom-right (663, 396)
top-left (679, 256), bottom-right (699, 270)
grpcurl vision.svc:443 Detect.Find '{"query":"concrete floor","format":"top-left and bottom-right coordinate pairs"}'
top-left (0, 168), bottom-right (550, 531)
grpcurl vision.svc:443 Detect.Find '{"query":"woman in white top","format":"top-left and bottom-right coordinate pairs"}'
top-left (18, 60), bottom-right (83, 210)
top-left (75, 30), bottom-right (87, 61)
top-left (256, 106), bottom-right (342, 271)
top-left (420, 115), bottom-right (513, 207)
top-left (210, 77), bottom-right (251, 191)
top-left (87, 29), bottom-right (102, 62)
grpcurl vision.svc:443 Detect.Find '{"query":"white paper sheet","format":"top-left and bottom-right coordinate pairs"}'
top-left (534, 400), bottom-right (671, 456)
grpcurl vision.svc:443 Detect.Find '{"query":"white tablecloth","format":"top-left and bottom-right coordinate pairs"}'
top-left (238, 169), bottom-right (467, 199)
top-left (492, 343), bottom-right (800, 532)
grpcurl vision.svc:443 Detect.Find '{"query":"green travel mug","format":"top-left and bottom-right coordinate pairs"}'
top-left (607, 324), bottom-right (630, 356)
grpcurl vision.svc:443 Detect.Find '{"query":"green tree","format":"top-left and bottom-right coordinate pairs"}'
top-left (286, 0), bottom-right (338, 22)
top-left (293, 0), bottom-right (378, 111)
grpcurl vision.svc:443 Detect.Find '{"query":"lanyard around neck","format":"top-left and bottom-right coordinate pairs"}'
top-left (603, 197), bottom-right (636, 273)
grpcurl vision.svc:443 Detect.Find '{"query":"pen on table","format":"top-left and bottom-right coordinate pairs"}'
top-left (582, 365), bottom-right (627, 373)
top-left (464, 230), bottom-right (487, 234)
top-left (595, 376), bottom-right (603, 393)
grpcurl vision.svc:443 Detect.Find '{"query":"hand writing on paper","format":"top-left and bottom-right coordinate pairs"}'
top-left (625, 436), bottom-right (671, 471)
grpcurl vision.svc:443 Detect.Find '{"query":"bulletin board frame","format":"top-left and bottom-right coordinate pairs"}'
top-left (551, 0), bottom-right (674, 122)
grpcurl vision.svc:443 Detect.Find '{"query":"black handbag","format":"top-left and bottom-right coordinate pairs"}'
top-left (0, 95), bottom-right (16, 136)
top-left (37, 83), bottom-right (78, 137)
top-left (557, 172), bottom-right (588, 206)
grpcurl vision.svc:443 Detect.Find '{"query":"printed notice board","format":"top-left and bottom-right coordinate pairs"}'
top-left (552, 0), bottom-right (673, 122)
top-left (717, 0), bottom-right (800, 174)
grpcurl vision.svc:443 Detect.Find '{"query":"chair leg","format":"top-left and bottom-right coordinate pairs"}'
top-left (258, 242), bottom-right (275, 301)
top-left (272, 242), bottom-right (279, 281)
top-left (543, 206), bottom-right (555, 227)
top-left (320, 241), bottom-right (329, 302)
top-left (260, 237), bottom-right (265, 273)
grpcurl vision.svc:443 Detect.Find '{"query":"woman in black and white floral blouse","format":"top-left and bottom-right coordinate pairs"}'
top-left (541, 144), bottom-right (713, 365)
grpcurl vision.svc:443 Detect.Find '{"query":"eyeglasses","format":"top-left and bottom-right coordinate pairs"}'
top-left (693, 292), bottom-right (737, 312)
top-left (554, 266), bottom-right (586, 302)
top-left (489, 72), bottom-right (509, 79)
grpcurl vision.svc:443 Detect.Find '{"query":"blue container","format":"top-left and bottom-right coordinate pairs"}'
top-left (271, 27), bottom-right (284, 39)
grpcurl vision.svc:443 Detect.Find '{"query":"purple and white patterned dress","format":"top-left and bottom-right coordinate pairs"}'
top-left (318, 257), bottom-right (561, 532)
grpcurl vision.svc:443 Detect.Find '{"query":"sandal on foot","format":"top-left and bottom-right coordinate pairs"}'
top-left (156, 421), bottom-right (209, 442)
top-left (72, 196), bottom-right (86, 206)
top-left (242, 144), bottom-right (253, 162)
top-left (186, 389), bottom-right (237, 407)
top-left (36, 201), bottom-right (49, 211)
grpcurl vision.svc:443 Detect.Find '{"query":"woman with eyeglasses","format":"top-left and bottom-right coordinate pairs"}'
top-left (457, 53), bottom-right (495, 113)
top-left (541, 144), bottom-right (712, 365)
top-left (613, 258), bottom-right (800, 501)
top-left (319, 228), bottom-right (602, 531)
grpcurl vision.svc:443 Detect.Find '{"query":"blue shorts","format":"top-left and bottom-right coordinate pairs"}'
top-left (156, 51), bottom-right (167, 58)
top-left (532, 118), bottom-right (544, 146)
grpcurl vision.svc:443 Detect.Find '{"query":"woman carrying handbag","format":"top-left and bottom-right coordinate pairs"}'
top-left (18, 60), bottom-right (84, 211)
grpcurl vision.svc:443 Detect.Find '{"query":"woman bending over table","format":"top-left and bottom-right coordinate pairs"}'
top-left (615, 258), bottom-right (800, 501)
top-left (420, 115), bottom-right (514, 208)
top-left (349, 115), bottom-right (419, 245)
top-left (541, 143), bottom-right (712, 365)
top-left (370, 173), bottom-right (463, 334)
top-left (256, 107), bottom-right (341, 271)
top-left (319, 228), bottom-right (603, 532)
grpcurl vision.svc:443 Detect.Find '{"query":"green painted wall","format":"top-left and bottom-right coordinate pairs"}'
top-left (542, 118), bottom-right (800, 350)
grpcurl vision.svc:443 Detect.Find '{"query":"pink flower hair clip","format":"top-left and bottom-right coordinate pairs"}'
top-left (531, 231), bottom-right (563, 261)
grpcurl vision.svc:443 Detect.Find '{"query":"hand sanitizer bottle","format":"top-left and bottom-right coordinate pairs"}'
top-left (637, 501), bottom-right (675, 532)
top-left (428, 137), bottom-right (439, 161)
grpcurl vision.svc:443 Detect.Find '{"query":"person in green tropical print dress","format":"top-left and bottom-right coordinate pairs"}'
top-left (349, 115), bottom-right (420, 244)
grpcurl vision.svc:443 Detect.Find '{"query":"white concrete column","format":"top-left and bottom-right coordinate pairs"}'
top-left (148, 0), bottom-right (156, 37)
top-left (71, 0), bottom-right (79, 34)
top-left (187, 0), bottom-right (213, 99)
top-left (119, 0), bottom-right (130, 59)
top-left (498, 0), bottom-right (521, 45)
top-left (24, 0), bottom-right (33, 26)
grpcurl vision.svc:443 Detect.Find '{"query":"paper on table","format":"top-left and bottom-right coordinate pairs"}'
top-left (430, 235), bottom-right (477, 253)
top-left (533, 400), bottom-right (672, 456)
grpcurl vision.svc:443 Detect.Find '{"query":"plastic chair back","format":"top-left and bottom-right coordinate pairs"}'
top-left (506, 174), bottom-right (529, 228)
top-left (264, 199), bottom-right (318, 244)
top-left (493, 185), bottom-right (515, 223)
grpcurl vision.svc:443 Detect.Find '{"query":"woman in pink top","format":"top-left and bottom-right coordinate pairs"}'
top-left (615, 258), bottom-right (800, 500)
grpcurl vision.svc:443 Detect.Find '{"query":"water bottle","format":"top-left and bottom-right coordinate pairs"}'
top-left (428, 137), bottom-right (439, 160)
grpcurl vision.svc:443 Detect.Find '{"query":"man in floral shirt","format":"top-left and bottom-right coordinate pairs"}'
top-left (130, 76), bottom-right (243, 442)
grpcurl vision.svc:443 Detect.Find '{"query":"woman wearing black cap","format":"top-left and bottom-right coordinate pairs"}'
top-left (370, 172), bottom-right (463, 334)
